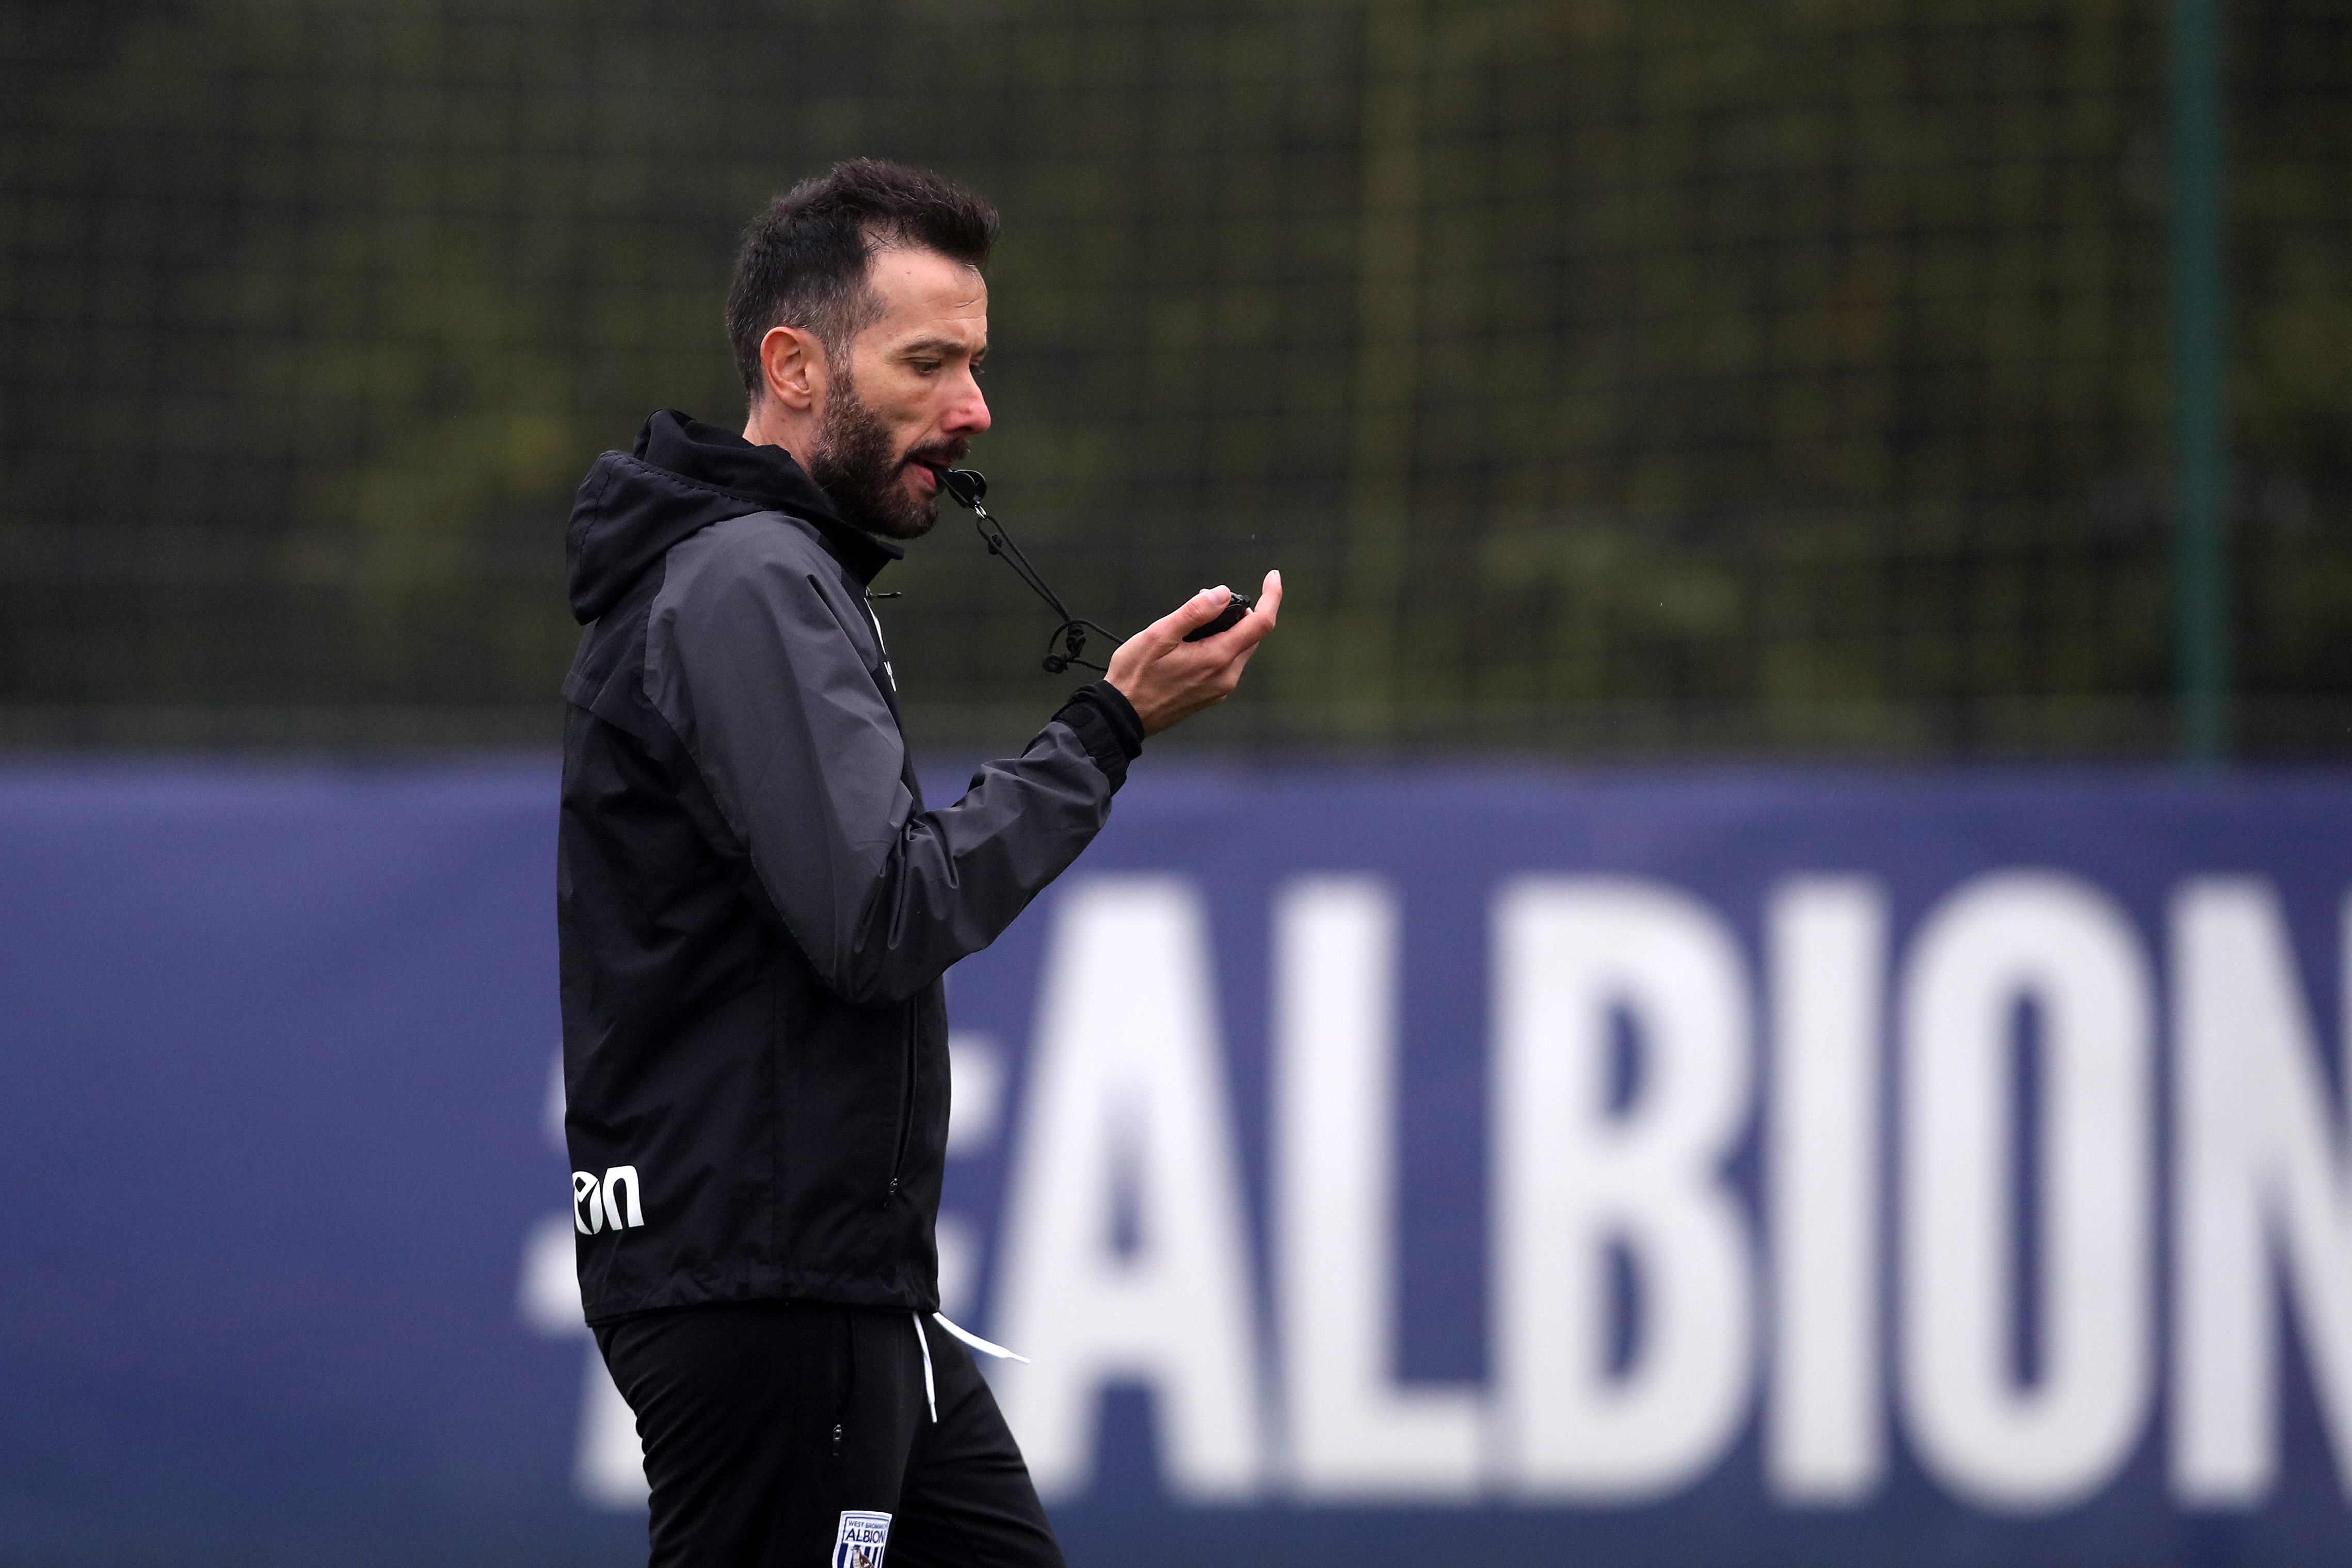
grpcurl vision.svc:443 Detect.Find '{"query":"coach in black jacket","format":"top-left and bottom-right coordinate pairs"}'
top-left (557, 160), bottom-right (1279, 1566)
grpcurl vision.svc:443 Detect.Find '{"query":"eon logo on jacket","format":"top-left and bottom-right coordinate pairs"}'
top-left (573, 1166), bottom-right (644, 1234)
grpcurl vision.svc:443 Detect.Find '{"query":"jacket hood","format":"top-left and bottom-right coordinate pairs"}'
top-left (564, 409), bottom-right (902, 624)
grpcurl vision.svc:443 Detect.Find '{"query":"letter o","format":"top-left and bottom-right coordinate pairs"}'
top-left (1899, 871), bottom-right (2152, 1510)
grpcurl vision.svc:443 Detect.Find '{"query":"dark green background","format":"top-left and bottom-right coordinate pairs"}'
top-left (3, 0), bottom-right (2345, 755)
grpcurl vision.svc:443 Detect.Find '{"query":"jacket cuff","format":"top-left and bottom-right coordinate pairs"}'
top-left (1051, 680), bottom-right (1145, 790)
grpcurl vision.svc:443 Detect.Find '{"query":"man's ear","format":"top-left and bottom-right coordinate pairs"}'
top-left (758, 324), bottom-right (828, 413)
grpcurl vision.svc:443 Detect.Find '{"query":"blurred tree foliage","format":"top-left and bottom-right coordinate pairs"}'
top-left (0, 0), bottom-right (2345, 752)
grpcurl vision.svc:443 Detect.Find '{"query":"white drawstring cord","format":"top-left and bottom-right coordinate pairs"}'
top-left (913, 1311), bottom-right (1027, 1426)
top-left (911, 1314), bottom-right (937, 1423)
top-left (932, 1311), bottom-right (1028, 1363)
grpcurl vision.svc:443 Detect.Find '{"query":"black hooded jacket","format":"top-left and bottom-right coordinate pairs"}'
top-left (557, 410), bottom-right (1142, 1322)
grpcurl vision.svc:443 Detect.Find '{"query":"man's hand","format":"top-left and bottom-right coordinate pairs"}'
top-left (1106, 569), bottom-right (1284, 737)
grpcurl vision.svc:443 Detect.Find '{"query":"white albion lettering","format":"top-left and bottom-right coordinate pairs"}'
top-left (1765, 876), bottom-right (1888, 1503)
top-left (991, 877), bottom-right (1264, 1501)
top-left (572, 1171), bottom-right (602, 1235)
top-left (529, 1059), bottom-right (648, 1507)
top-left (517, 1213), bottom-right (649, 1506)
top-left (602, 1165), bottom-right (643, 1230)
top-left (573, 1167), bottom-right (645, 1234)
top-left (1491, 877), bottom-right (1755, 1500)
top-left (1273, 876), bottom-right (1480, 1498)
top-left (2172, 880), bottom-right (2352, 1503)
top-left (1899, 872), bottom-right (2152, 1511)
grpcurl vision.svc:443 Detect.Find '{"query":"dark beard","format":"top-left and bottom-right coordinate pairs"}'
top-left (803, 375), bottom-right (968, 542)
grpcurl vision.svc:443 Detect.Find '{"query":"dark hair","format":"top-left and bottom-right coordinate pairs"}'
top-left (725, 158), bottom-right (999, 397)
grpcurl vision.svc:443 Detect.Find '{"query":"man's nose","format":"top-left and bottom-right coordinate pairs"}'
top-left (944, 371), bottom-right (991, 436)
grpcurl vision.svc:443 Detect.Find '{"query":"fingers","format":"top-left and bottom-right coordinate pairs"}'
top-left (1255, 569), bottom-right (1283, 625)
top-left (1137, 573), bottom-right (1284, 664)
top-left (1146, 585), bottom-right (1235, 648)
top-left (1107, 572), bottom-right (1286, 735)
top-left (1216, 570), bottom-right (1282, 654)
top-left (1222, 569), bottom-right (1282, 650)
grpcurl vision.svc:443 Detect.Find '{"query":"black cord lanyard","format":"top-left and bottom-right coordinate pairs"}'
top-left (929, 466), bottom-right (1122, 674)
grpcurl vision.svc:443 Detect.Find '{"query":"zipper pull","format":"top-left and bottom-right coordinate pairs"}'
top-left (831, 1422), bottom-right (844, 1457)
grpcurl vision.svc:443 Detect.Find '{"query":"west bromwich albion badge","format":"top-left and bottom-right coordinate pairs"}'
top-left (834, 1510), bottom-right (891, 1567)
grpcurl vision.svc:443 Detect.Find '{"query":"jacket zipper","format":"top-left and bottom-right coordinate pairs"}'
top-left (885, 1004), bottom-right (917, 1203)
top-left (861, 598), bottom-right (897, 695)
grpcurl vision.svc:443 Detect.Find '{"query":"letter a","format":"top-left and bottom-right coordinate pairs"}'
top-left (992, 877), bottom-right (1264, 1502)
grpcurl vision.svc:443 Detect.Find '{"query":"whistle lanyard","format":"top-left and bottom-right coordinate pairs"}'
top-left (930, 466), bottom-right (1123, 675)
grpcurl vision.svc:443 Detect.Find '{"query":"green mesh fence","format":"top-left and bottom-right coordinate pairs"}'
top-left (2, 0), bottom-right (2346, 755)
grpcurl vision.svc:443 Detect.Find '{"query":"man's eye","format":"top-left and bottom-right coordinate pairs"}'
top-left (910, 360), bottom-right (941, 375)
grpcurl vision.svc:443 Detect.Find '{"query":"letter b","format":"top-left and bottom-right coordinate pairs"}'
top-left (1491, 876), bottom-right (1756, 1499)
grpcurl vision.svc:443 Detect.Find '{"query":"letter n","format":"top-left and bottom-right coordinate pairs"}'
top-left (2172, 879), bottom-right (2352, 1503)
top-left (602, 1166), bottom-right (643, 1230)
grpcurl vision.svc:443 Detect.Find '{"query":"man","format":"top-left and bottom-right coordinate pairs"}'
top-left (556, 157), bottom-right (1279, 1566)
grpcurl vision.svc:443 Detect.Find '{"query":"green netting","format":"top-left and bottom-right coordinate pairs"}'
top-left (2, 0), bottom-right (2346, 755)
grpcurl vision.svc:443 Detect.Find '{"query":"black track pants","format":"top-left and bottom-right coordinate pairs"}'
top-left (594, 1302), bottom-right (1066, 1568)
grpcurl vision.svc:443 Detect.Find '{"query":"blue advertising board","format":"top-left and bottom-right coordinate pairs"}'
top-left (1, 761), bottom-right (2348, 1565)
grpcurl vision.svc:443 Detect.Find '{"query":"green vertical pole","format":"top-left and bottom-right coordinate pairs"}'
top-left (2170, 0), bottom-right (2229, 761)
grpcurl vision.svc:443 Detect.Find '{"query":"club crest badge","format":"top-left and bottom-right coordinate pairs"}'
top-left (833, 1510), bottom-right (891, 1567)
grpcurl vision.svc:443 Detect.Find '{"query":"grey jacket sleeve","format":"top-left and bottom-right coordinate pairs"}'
top-left (644, 514), bottom-right (1129, 1007)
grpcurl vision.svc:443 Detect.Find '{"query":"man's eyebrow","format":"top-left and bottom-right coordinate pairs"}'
top-left (898, 335), bottom-right (986, 359)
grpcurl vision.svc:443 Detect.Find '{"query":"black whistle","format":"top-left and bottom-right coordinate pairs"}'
top-left (937, 467), bottom-right (988, 507)
top-left (1183, 591), bottom-right (1256, 642)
